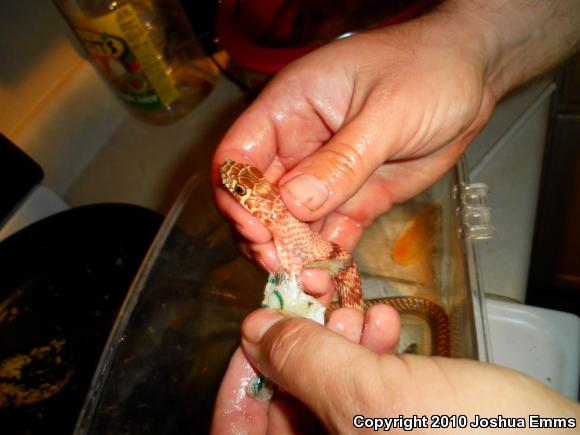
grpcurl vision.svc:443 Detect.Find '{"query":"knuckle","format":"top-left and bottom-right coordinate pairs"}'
top-left (266, 319), bottom-right (311, 377)
top-left (322, 143), bottom-right (367, 185)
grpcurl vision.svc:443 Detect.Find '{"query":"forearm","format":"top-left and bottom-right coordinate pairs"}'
top-left (436, 0), bottom-right (580, 98)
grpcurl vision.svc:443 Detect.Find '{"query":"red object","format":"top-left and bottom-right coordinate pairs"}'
top-left (217, 0), bottom-right (434, 75)
top-left (125, 60), bottom-right (141, 73)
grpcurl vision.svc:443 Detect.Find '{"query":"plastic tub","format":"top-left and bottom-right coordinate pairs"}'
top-left (74, 160), bottom-right (492, 433)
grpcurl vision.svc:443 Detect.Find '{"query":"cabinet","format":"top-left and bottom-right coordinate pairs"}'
top-left (527, 54), bottom-right (580, 315)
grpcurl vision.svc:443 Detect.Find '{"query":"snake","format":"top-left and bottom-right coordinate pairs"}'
top-left (220, 160), bottom-right (450, 357)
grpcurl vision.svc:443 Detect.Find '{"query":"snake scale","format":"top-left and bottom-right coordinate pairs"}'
top-left (220, 160), bottom-right (450, 357)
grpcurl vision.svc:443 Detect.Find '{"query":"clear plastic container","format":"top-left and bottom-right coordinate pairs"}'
top-left (352, 161), bottom-right (493, 359)
top-left (74, 160), bottom-right (492, 434)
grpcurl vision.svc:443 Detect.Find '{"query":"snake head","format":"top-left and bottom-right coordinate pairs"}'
top-left (220, 160), bottom-right (279, 215)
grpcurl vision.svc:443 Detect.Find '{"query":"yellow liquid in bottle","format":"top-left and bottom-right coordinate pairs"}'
top-left (57, 0), bottom-right (216, 125)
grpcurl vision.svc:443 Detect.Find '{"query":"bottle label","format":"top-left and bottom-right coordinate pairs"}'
top-left (73, 5), bottom-right (180, 109)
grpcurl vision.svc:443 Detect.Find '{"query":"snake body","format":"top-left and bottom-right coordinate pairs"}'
top-left (220, 160), bottom-right (449, 356)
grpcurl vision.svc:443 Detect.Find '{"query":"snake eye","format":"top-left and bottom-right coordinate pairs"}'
top-left (234, 185), bottom-right (246, 195)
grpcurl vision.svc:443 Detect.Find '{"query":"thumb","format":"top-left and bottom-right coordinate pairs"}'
top-left (241, 309), bottom-right (382, 421)
top-left (278, 113), bottom-right (393, 221)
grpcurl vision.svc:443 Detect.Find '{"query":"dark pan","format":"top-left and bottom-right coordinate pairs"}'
top-left (0, 204), bottom-right (162, 434)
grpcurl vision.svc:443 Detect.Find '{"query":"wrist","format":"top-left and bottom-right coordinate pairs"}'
top-left (427, 1), bottom-right (503, 98)
top-left (434, 0), bottom-right (580, 98)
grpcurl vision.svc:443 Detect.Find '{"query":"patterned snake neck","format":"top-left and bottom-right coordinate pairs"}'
top-left (220, 160), bottom-right (363, 310)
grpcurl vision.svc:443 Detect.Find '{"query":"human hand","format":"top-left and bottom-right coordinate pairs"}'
top-left (211, 305), bottom-right (402, 434)
top-left (213, 308), bottom-right (580, 434)
top-left (213, 9), bottom-right (497, 276)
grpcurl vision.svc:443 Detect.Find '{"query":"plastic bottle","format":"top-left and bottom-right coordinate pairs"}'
top-left (55, 0), bottom-right (217, 125)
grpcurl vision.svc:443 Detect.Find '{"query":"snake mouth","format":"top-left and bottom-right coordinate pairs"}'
top-left (219, 161), bottom-right (237, 196)
top-left (220, 159), bottom-right (234, 175)
top-left (219, 161), bottom-right (231, 181)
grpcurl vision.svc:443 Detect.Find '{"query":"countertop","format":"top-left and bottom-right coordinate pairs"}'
top-left (64, 75), bottom-right (247, 214)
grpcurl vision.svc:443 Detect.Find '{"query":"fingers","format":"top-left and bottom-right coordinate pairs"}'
top-left (361, 305), bottom-right (401, 354)
top-left (241, 310), bottom-right (379, 420)
top-left (300, 269), bottom-right (334, 304)
top-left (211, 347), bottom-right (268, 435)
top-left (326, 307), bottom-right (364, 343)
top-left (276, 104), bottom-right (479, 226)
top-left (327, 306), bottom-right (401, 353)
top-left (212, 81), bottom-right (336, 246)
top-left (317, 212), bottom-right (367, 252)
top-left (217, 189), bottom-right (273, 244)
top-left (236, 238), bottom-right (279, 272)
top-left (314, 107), bottom-right (496, 250)
top-left (211, 99), bottom-right (277, 174)
top-left (211, 95), bottom-right (286, 247)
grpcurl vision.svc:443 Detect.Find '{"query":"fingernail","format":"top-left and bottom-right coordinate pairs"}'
top-left (280, 174), bottom-right (329, 211)
top-left (243, 310), bottom-right (285, 344)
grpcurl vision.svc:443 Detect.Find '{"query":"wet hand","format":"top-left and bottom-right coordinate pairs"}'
top-left (213, 11), bottom-right (496, 277)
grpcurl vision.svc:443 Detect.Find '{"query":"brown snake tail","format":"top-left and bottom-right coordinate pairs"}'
top-left (328, 296), bottom-right (450, 357)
